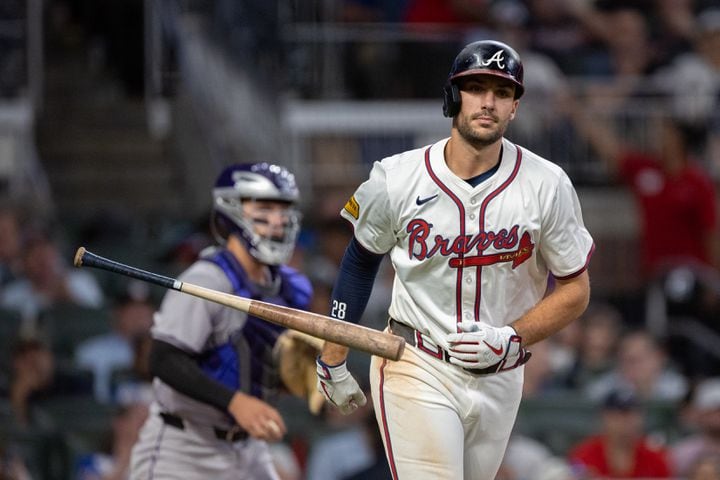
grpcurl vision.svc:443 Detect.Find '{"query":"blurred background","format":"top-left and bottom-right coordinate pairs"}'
top-left (1, 0), bottom-right (720, 479)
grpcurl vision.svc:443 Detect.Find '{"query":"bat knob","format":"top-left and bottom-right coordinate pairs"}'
top-left (74, 247), bottom-right (87, 267)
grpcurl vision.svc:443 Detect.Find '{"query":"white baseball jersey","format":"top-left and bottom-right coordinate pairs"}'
top-left (342, 137), bottom-right (594, 346)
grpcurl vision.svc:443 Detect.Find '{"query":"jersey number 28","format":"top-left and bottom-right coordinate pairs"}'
top-left (331, 300), bottom-right (347, 320)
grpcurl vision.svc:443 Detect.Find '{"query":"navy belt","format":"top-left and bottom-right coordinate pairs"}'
top-left (160, 412), bottom-right (248, 442)
top-left (388, 318), bottom-right (499, 375)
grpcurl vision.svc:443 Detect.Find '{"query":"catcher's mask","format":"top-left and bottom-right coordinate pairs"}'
top-left (443, 39), bottom-right (524, 118)
top-left (211, 162), bottom-right (301, 265)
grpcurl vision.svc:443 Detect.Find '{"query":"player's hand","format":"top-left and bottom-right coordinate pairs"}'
top-left (228, 392), bottom-right (286, 442)
top-left (446, 322), bottom-right (530, 372)
top-left (316, 358), bottom-right (367, 415)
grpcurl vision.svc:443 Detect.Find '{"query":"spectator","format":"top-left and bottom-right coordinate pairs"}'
top-left (9, 338), bottom-right (93, 427)
top-left (648, 0), bottom-right (695, 68)
top-left (568, 4), bottom-right (662, 79)
top-left (546, 319), bottom-right (581, 383)
top-left (584, 329), bottom-right (688, 403)
top-left (671, 378), bottom-right (720, 477)
top-left (687, 454), bottom-right (720, 480)
top-left (566, 86), bottom-right (720, 357)
top-left (565, 97), bottom-right (719, 279)
top-left (74, 399), bottom-right (150, 480)
top-left (0, 230), bottom-right (104, 330)
top-left (653, 8), bottom-right (720, 182)
top-left (568, 388), bottom-right (673, 478)
top-left (524, 0), bottom-right (591, 75)
top-left (653, 8), bottom-right (720, 132)
top-left (75, 281), bottom-right (154, 403)
top-left (561, 303), bottom-right (622, 391)
top-left (112, 331), bottom-right (154, 407)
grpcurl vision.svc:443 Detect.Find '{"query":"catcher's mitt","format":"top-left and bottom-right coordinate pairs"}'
top-left (274, 330), bottom-right (326, 415)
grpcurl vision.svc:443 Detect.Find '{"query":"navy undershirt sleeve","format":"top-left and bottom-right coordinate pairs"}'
top-left (330, 237), bottom-right (385, 324)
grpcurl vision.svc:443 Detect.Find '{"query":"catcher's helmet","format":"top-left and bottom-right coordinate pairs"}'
top-left (443, 40), bottom-right (525, 117)
top-left (211, 162), bottom-right (301, 265)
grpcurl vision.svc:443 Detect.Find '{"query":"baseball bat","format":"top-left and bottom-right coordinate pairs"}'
top-left (73, 247), bottom-right (405, 361)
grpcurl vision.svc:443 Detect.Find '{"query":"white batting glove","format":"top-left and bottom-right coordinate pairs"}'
top-left (316, 358), bottom-right (367, 415)
top-left (446, 322), bottom-right (531, 372)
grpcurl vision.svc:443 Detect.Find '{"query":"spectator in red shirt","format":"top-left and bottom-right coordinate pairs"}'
top-left (568, 105), bottom-right (719, 279)
top-left (569, 388), bottom-right (672, 478)
top-left (618, 122), bottom-right (717, 277)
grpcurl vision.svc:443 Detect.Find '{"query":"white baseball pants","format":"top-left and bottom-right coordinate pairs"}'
top-left (370, 341), bottom-right (523, 480)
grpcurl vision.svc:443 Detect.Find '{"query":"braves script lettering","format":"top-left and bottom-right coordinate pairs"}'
top-left (406, 219), bottom-right (534, 269)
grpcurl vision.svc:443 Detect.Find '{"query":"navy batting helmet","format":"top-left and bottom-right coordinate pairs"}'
top-left (211, 162), bottom-right (301, 265)
top-left (442, 40), bottom-right (525, 118)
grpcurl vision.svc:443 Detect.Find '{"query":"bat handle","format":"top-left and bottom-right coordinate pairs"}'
top-left (74, 247), bottom-right (180, 291)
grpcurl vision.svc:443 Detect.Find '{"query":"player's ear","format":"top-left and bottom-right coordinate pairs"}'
top-left (509, 100), bottom-right (519, 120)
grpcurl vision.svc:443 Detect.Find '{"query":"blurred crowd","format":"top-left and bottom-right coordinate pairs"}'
top-left (1, 190), bottom-right (719, 479)
top-left (364, 0), bottom-right (720, 180)
top-left (1, 0), bottom-right (720, 479)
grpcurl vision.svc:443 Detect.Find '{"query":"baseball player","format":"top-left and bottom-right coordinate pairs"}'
top-left (315, 40), bottom-right (595, 479)
top-left (129, 163), bottom-right (312, 479)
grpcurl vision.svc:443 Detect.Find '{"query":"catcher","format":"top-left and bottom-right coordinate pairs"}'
top-left (130, 162), bottom-right (323, 480)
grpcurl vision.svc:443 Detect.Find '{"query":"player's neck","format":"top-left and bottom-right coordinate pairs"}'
top-left (445, 137), bottom-right (503, 179)
top-left (226, 236), bottom-right (272, 286)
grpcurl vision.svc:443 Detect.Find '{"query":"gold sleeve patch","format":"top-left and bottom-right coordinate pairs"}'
top-left (344, 196), bottom-right (360, 219)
